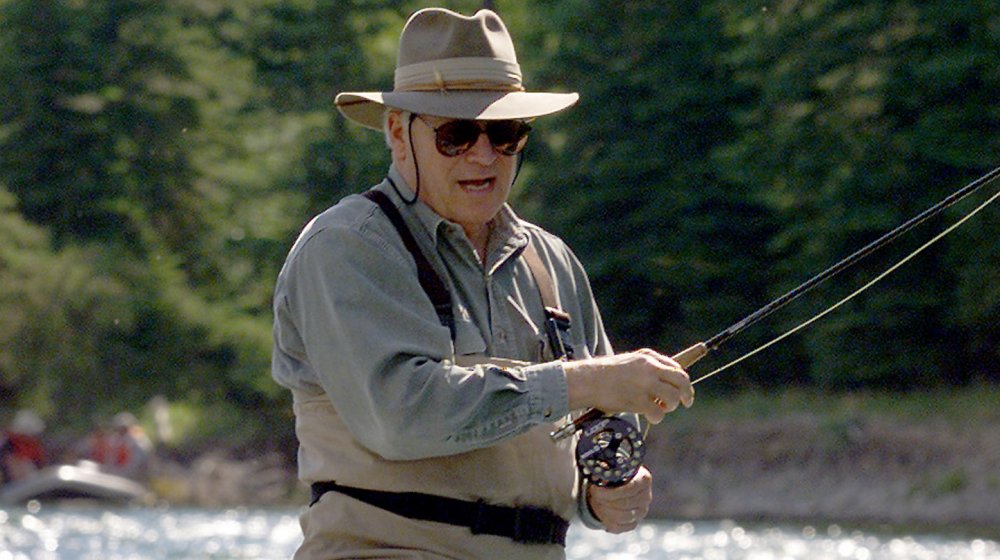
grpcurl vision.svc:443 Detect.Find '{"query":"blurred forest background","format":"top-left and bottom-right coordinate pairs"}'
top-left (1, 0), bottom-right (998, 457)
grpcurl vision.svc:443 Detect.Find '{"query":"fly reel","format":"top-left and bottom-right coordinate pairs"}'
top-left (575, 415), bottom-right (645, 487)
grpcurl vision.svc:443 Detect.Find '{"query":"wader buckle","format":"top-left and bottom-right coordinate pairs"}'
top-left (512, 505), bottom-right (560, 544)
top-left (544, 307), bottom-right (575, 360)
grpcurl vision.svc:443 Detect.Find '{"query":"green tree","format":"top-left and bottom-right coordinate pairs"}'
top-left (0, 0), bottom-right (200, 250)
top-left (718, 0), bottom-right (1000, 388)
top-left (0, 0), bottom-right (285, 444)
top-left (914, 3), bottom-right (1000, 384)
top-left (521, 0), bottom-right (780, 386)
top-left (0, 186), bottom-right (132, 417)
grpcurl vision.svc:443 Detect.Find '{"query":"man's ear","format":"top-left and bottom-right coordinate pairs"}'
top-left (386, 111), bottom-right (409, 162)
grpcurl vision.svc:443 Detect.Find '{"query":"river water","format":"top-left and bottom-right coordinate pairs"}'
top-left (1, 504), bottom-right (998, 559)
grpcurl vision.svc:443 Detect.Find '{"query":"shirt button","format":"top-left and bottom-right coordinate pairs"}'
top-left (543, 407), bottom-right (553, 418)
top-left (496, 330), bottom-right (508, 344)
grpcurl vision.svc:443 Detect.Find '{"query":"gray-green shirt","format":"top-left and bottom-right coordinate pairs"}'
top-left (272, 166), bottom-right (612, 461)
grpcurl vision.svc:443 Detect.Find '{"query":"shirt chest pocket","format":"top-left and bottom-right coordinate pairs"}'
top-left (450, 300), bottom-right (548, 363)
top-left (452, 316), bottom-right (487, 358)
top-left (504, 296), bottom-right (549, 362)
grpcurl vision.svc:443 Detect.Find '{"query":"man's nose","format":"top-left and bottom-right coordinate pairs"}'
top-left (464, 131), bottom-right (498, 164)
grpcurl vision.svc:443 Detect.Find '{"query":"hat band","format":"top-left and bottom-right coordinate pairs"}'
top-left (396, 81), bottom-right (525, 93)
top-left (394, 57), bottom-right (523, 92)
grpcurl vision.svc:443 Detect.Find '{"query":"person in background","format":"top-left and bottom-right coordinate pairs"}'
top-left (272, 7), bottom-right (694, 559)
top-left (0, 410), bottom-right (47, 484)
top-left (79, 412), bottom-right (153, 480)
top-left (74, 418), bottom-right (113, 465)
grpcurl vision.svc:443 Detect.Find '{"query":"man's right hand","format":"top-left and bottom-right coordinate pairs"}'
top-left (563, 349), bottom-right (695, 423)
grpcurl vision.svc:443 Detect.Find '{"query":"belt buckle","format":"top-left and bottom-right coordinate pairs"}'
top-left (470, 499), bottom-right (489, 536)
top-left (512, 505), bottom-right (554, 545)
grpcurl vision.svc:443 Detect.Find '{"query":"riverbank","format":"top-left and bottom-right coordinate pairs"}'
top-left (145, 385), bottom-right (1000, 535)
top-left (644, 384), bottom-right (1000, 536)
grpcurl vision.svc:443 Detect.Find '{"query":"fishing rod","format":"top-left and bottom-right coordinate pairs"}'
top-left (557, 164), bottom-right (1000, 487)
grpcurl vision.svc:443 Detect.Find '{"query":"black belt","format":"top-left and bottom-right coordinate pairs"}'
top-left (310, 481), bottom-right (569, 546)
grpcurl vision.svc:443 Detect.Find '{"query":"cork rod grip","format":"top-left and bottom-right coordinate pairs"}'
top-left (671, 342), bottom-right (708, 369)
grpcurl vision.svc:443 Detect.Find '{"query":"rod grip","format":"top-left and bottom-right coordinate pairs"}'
top-left (671, 342), bottom-right (708, 369)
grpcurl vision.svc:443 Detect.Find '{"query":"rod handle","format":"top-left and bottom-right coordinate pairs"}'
top-left (672, 342), bottom-right (708, 369)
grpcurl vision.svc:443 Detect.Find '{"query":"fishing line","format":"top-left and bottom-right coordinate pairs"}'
top-left (701, 164), bottom-right (1000, 352)
top-left (557, 166), bottom-right (1000, 487)
top-left (693, 183), bottom-right (1000, 386)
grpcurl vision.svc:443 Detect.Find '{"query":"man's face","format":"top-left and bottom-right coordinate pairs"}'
top-left (390, 112), bottom-right (519, 238)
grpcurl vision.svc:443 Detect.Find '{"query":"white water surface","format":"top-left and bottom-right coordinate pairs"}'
top-left (1, 504), bottom-right (998, 559)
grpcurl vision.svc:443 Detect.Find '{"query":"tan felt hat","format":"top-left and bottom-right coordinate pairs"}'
top-left (335, 8), bottom-right (579, 130)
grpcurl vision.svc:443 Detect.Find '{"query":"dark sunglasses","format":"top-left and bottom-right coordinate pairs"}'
top-left (415, 115), bottom-right (531, 157)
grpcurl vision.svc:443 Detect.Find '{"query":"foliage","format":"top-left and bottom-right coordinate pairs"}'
top-left (0, 188), bottom-right (127, 414)
top-left (523, 0), bottom-right (783, 387)
top-left (0, 0), bottom-right (288, 445)
top-left (717, 0), bottom-right (1000, 388)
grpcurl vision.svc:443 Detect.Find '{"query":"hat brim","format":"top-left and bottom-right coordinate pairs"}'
top-left (335, 90), bottom-right (579, 130)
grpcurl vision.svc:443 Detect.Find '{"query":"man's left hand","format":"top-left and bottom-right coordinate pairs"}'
top-left (586, 466), bottom-right (653, 533)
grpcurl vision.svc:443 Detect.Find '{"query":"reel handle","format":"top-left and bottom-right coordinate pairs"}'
top-left (550, 342), bottom-right (708, 441)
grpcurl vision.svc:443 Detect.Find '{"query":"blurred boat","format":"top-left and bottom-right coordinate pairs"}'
top-left (0, 461), bottom-right (150, 504)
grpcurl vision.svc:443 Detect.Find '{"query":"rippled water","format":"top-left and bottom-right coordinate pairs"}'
top-left (1, 504), bottom-right (998, 559)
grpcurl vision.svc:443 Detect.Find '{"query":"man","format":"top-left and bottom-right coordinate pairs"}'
top-left (272, 8), bottom-right (694, 559)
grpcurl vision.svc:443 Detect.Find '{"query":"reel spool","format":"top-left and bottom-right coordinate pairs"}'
top-left (575, 415), bottom-right (645, 487)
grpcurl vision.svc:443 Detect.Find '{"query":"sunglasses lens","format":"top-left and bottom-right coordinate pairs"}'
top-left (435, 121), bottom-right (481, 156)
top-left (429, 119), bottom-right (531, 157)
top-left (486, 121), bottom-right (531, 155)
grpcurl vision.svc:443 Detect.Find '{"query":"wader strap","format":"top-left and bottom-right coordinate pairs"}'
top-left (310, 481), bottom-right (569, 546)
top-left (363, 190), bottom-right (455, 338)
top-left (521, 244), bottom-right (575, 360)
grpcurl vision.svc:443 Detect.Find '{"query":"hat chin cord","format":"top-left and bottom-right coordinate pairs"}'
top-left (387, 113), bottom-right (422, 205)
top-left (513, 145), bottom-right (525, 185)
